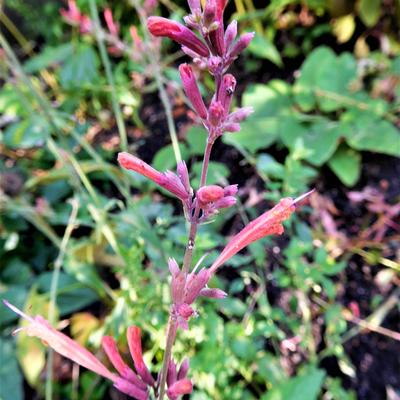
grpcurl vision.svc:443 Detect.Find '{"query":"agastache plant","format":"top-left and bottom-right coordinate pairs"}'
top-left (4, 1), bottom-right (314, 399)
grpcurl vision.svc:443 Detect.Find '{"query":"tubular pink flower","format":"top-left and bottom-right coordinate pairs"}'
top-left (114, 377), bottom-right (149, 400)
top-left (199, 287), bottom-right (227, 298)
top-left (209, 198), bottom-right (296, 273)
top-left (3, 300), bottom-right (116, 382)
top-left (147, 17), bottom-right (209, 57)
top-left (167, 378), bottom-right (193, 398)
top-left (179, 64), bottom-right (208, 119)
top-left (101, 336), bottom-right (147, 390)
top-left (118, 152), bottom-right (189, 201)
top-left (60, 0), bottom-right (81, 25)
top-left (127, 326), bottom-right (155, 386)
top-left (104, 8), bottom-right (119, 36)
top-left (224, 20), bottom-right (237, 50)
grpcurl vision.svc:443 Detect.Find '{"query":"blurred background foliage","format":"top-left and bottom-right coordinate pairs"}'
top-left (0, 0), bottom-right (399, 399)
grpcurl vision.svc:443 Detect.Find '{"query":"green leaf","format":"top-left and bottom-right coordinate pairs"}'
top-left (328, 145), bottom-right (361, 186)
top-left (280, 118), bottom-right (341, 166)
top-left (256, 154), bottom-right (285, 179)
top-left (262, 367), bottom-right (325, 400)
top-left (60, 45), bottom-right (99, 89)
top-left (3, 116), bottom-right (50, 149)
top-left (294, 47), bottom-right (357, 112)
top-left (152, 143), bottom-right (189, 171)
top-left (191, 161), bottom-right (229, 187)
top-left (247, 34), bottom-right (282, 66)
top-left (0, 286), bottom-right (28, 325)
top-left (23, 43), bottom-right (74, 73)
top-left (0, 339), bottom-right (23, 400)
top-left (358, 0), bottom-right (381, 27)
top-left (342, 111), bottom-right (400, 156)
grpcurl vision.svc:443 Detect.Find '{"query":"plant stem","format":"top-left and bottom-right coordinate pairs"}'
top-left (46, 199), bottom-right (79, 400)
top-left (157, 316), bottom-right (178, 400)
top-left (88, 0), bottom-right (128, 152)
top-left (157, 137), bottom-right (214, 399)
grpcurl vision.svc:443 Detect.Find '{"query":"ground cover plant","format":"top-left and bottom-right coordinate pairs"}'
top-left (1, 0), bottom-right (399, 399)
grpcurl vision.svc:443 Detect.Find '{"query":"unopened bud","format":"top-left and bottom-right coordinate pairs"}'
top-left (214, 196), bottom-right (236, 209)
top-left (179, 64), bottom-right (207, 119)
top-left (167, 378), bottom-right (193, 398)
top-left (199, 287), bottom-right (228, 298)
top-left (217, 74), bottom-right (236, 115)
top-left (228, 106), bottom-right (254, 123)
top-left (177, 161), bottom-right (191, 193)
top-left (197, 185), bottom-right (224, 203)
top-left (224, 184), bottom-right (238, 196)
top-left (223, 122), bottom-right (241, 132)
top-left (224, 20), bottom-right (237, 50)
top-left (208, 101), bottom-right (224, 126)
top-left (229, 32), bottom-right (254, 59)
top-left (178, 304), bottom-right (194, 319)
top-left (177, 359), bottom-right (190, 380)
top-left (203, 0), bottom-right (217, 26)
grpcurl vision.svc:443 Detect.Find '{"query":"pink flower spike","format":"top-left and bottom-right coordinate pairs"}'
top-left (3, 300), bottom-right (117, 383)
top-left (127, 327), bottom-right (155, 386)
top-left (209, 197), bottom-right (297, 273)
top-left (147, 17), bottom-right (209, 57)
top-left (179, 64), bottom-right (208, 119)
top-left (101, 336), bottom-right (147, 390)
top-left (104, 8), bottom-right (119, 36)
top-left (167, 378), bottom-right (193, 398)
top-left (114, 377), bottom-right (149, 400)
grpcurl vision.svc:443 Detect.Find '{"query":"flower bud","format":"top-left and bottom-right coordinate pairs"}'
top-left (223, 122), bottom-right (241, 132)
top-left (178, 304), bottom-right (194, 319)
top-left (214, 195), bottom-right (237, 209)
top-left (167, 378), bottom-right (193, 398)
top-left (177, 161), bottom-right (191, 193)
top-left (228, 106), bottom-right (254, 123)
top-left (208, 101), bottom-right (224, 126)
top-left (207, 56), bottom-right (223, 75)
top-left (218, 74), bottom-right (236, 115)
top-left (179, 64), bottom-right (207, 119)
top-left (101, 336), bottom-right (147, 390)
top-left (203, 0), bottom-right (217, 26)
top-left (167, 360), bottom-right (177, 387)
top-left (229, 31), bottom-right (254, 59)
top-left (147, 17), bottom-right (209, 57)
top-left (199, 287), bottom-right (228, 298)
top-left (177, 358), bottom-right (190, 380)
top-left (224, 184), bottom-right (238, 196)
top-left (187, 0), bottom-right (201, 13)
top-left (224, 20), bottom-right (237, 50)
top-left (197, 185), bottom-right (224, 203)
top-left (127, 327), bottom-right (155, 386)
top-left (114, 377), bottom-right (148, 400)
top-left (168, 258), bottom-right (180, 276)
top-left (104, 8), bottom-right (119, 36)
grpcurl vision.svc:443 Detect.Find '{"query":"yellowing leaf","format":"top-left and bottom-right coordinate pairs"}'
top-left (332, 15), bottom-right (355, 43)
top-left (70, 312), bottom-right (100, 346)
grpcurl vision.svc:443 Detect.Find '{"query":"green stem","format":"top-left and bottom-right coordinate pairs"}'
top-left (88, 0), bottom-right (128, 152)
top-left (46, 199), bottom-right (79, 400)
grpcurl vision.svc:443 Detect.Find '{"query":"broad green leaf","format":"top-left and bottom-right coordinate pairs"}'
top-left (358, 0), bottom-right (381, 27)
top-left (152, 143), bottom-right (189, 171)
top-left (223, 117), bottom-right (279, 153)
top-left (0, 339), bottom-right (23, 400)
top-left (328, 145), bottom-right (361, 186)
top-left (262, 367), bottom-right (325, 400)
top-left (256, 154), bottom-right (285, 179)
top-left (342, 112), bottom-right (400, 156)
top-left (23, 43), bottom-right (74, 73)
top-left (0, 286), bottom-right (28, 324)
top-left (3, 116), bottom-right (50, 149)
top-left (60, 45), bottom-right (99, 89)
top-left (248, 34), bottom-right (282, 66)
top-left (280, 118), bottom-right (341, 166)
